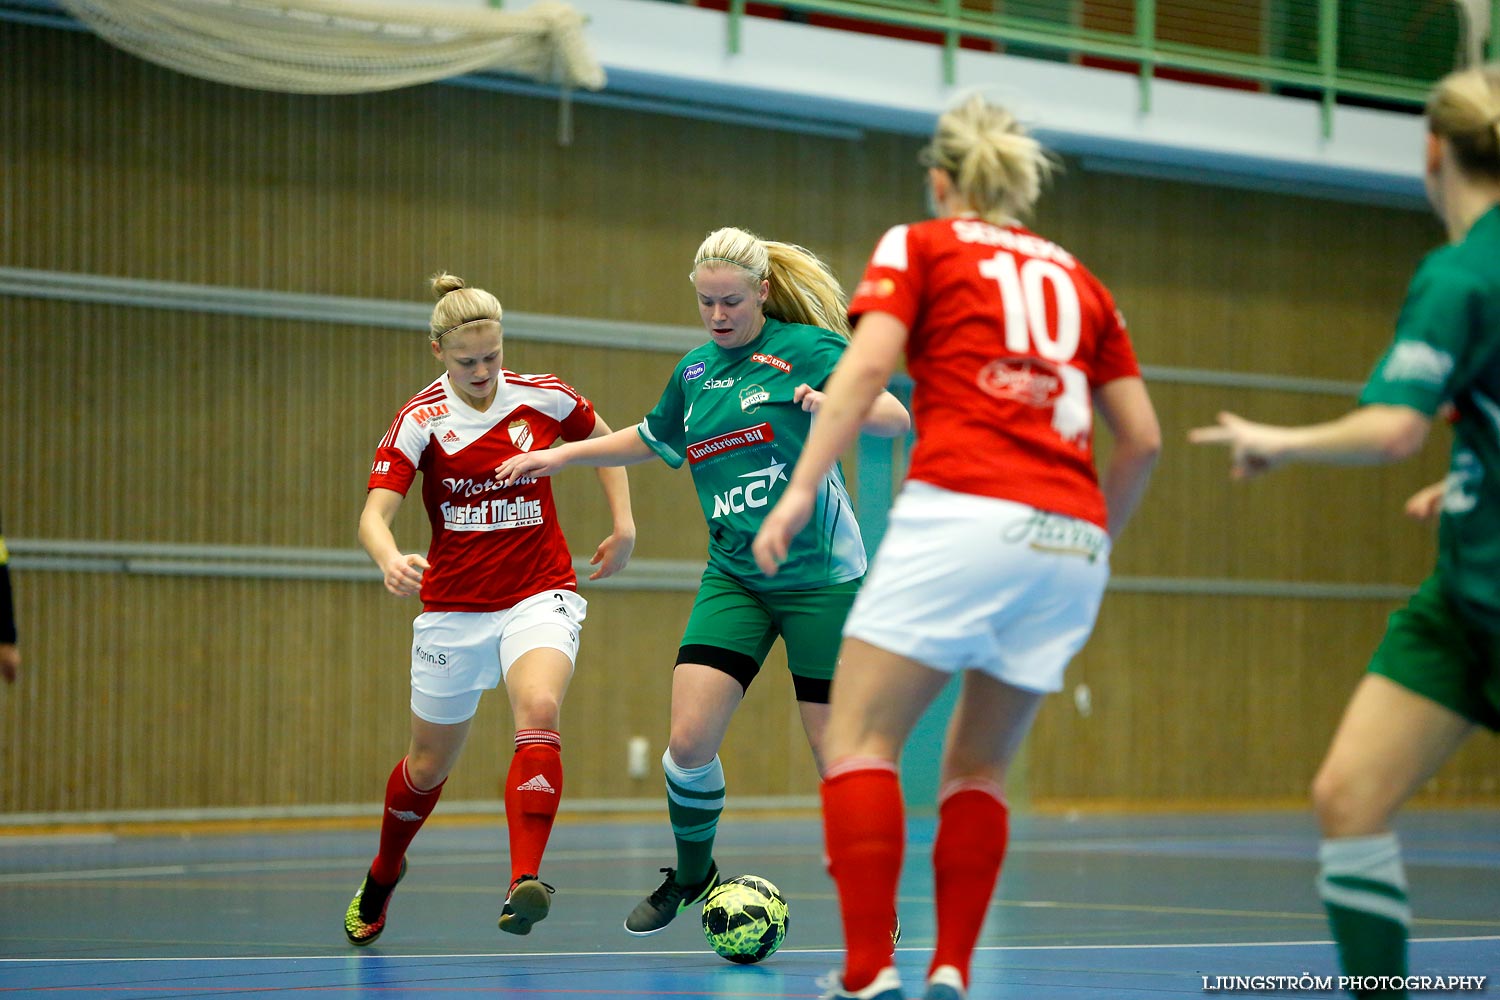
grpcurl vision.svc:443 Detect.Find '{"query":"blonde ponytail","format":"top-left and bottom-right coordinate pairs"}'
top-left (920, 93), bottom-right (1054, 221)
top-left (1427, 63), bottom-right (1500, 180)
top-left (691, 227), bottom-right (850, 337)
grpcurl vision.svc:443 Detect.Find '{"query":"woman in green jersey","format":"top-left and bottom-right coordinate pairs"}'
top-left (1192, 64), bottom-right (1500, 1000)
top-left (497, 226), bottom-right (910, 936)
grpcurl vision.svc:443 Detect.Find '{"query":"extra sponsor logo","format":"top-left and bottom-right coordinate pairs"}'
top-left (977, 356), bottom-right (1064, 407)
top-left (702, 377), bottom-right (736, 389)
top-left (711, 461), bottom-right (789, 519)
top-left (739, 383), bottom-right (771, 413)
top-left (371, 460), bottom-right (391, 475)
top-left (686, 422), bottom-right (774, 464)
top-left (751, 352), bottom-right (792, 373)
top-left (683, 361), bottom-right (707, 381)
top-left (854, 277), bottom-right (896, 300)
top-left (412, 403), bottom-right (451, 429)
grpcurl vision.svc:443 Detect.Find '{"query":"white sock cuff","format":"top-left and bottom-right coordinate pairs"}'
top-left (1318, 832), bottom-right (1404, 884)
top-left (662, 749), bottom-right (724, 790)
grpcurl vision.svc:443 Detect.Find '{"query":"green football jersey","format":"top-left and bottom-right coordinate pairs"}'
top-left (637, 317), bottom-right (868, 591)
top-left (1360, 205), bottom-right (1500, 631)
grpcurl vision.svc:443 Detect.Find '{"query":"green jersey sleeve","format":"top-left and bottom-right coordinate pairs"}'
top-left (1360, 254), bottom-right (1489, 415)
top-left (802, 326), bottom-right (848, 390)
top-left (638, 359), bottom-right (691, 469)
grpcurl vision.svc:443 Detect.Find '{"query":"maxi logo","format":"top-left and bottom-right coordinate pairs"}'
top-left (711, 461), bottom-right (788, 519)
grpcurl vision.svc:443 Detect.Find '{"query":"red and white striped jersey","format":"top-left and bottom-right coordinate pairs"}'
top-left (849, 217), bottom-right (1141, 529)
top-left (368, 370), bottom-right (597, 612)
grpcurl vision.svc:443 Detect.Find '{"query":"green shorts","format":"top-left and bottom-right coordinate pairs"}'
top-left (1368, 574), bottom-right (1500, 732)
top-left (677, 568), bottom-right (862, 704)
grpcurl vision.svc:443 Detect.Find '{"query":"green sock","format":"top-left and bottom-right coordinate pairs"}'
top-left (662, 750), bottom-right (724, 888)
top-left (1318, 833), bottom-right (1409, 999)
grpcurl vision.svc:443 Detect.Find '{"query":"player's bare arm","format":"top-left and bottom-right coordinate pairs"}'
top-left (754, 311), bottom-right (909, 575)
top-left (1189, 404), bottom-right (1431, 479)
top-left (585, 417), bottom-right (637, 580)
top-left (497, 426), bottom-right (656, 487)
top-left (1094, 376), bottom-right (1161, 539)
top-left (358, 487), bottom-right (428, 597)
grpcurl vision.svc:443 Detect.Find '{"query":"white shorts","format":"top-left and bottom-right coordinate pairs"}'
top-left (409, 589), bottom-right (587, 725)
top-left (843, 481), bottom-right (1110, 692)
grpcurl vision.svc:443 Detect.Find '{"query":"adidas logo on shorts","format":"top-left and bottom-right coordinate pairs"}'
top-left (516, 774), bottom-right (556, 794)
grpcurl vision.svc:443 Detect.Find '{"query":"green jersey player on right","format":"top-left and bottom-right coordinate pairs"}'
top-left (496, 226), bottom-right (910, 936)
top-left (1192, 63), bottom-right (1500, 1000)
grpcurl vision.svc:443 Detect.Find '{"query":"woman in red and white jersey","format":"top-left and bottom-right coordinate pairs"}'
top-left (754, 96), bottom-right (1161, 1000)
top-left (342, 273), bottom-right (636, 947)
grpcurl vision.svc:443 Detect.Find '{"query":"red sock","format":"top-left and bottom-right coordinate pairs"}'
top-left (370, 757), bottom-right (445, 884)
top-left (929, 780), bottom-right (1009, 986)
top-left (504, 729), bottom-right (563, 884)
top-left (822, 757), bottom-right (903, 992)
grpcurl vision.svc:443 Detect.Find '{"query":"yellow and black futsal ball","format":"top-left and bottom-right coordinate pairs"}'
top-left (701, 874), bottom-right (789, 964)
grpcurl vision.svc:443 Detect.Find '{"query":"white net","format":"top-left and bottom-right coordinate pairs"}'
top-left (58, 0), bottom-right (605, 94)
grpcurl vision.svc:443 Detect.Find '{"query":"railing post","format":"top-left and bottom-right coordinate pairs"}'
top-left (729, 0), bottom-right (745, 56)
top-left (1136, 0), bottom-right (1156, 115)
top-left (941, 0), bottom-right (959, 87)
top-left (1317, 0), bottom-right (1338, 139)
top-left (1490, 0), bottom-right (1499, 62)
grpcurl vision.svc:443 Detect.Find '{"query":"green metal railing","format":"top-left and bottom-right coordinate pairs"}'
top-left (711, 0), bottom-right (1500, 137)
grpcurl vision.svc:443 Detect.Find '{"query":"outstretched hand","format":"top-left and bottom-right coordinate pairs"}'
top-left (495, 448), bottom-right (568, 488)
top-left (1187, 411), bottom-right (1290, 480)
top-left (753, 487), bottom-right (816, 576)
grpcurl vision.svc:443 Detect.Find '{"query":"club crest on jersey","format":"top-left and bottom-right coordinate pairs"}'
top-left (683, 361), bottom-right (706, 381)
top-left (508, 419), bottom-right (535, 452)
top-left (739, 383), bottom-right (771, 413)
top-left (751, 352), bottom-right (791, 373)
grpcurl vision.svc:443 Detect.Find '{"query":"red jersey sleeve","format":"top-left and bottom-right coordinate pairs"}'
top-left (850, 224), bottom-right (923, 329)
top-left (510, 373), bottom-right (597, 442)
top-left (1087, 279), bottom-right (1142, 387)
top-left (558, 392), bottom-right (597, 442)
top-left (368, 386), bottom-right (442, 495)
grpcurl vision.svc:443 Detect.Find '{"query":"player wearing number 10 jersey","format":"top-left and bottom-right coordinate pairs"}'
top-left (754, 95), bottom-right (1161, 1000)
top-left (854, 212), bottom-right (1140, 529)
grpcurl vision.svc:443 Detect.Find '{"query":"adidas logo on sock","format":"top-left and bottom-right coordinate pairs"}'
top-left (516, 774), bottom-right (556, 794)
top-left (387, 808), bottom-right (423, 822)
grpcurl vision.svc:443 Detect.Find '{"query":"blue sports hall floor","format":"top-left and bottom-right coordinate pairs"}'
top-left (2, 808), bottom-right (1496, 998)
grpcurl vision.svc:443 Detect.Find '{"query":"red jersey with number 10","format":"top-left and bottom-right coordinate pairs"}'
top-left (849, 217), bottom-right (1141, 530)
top-left (368, 371), bottom-right (597, 612)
